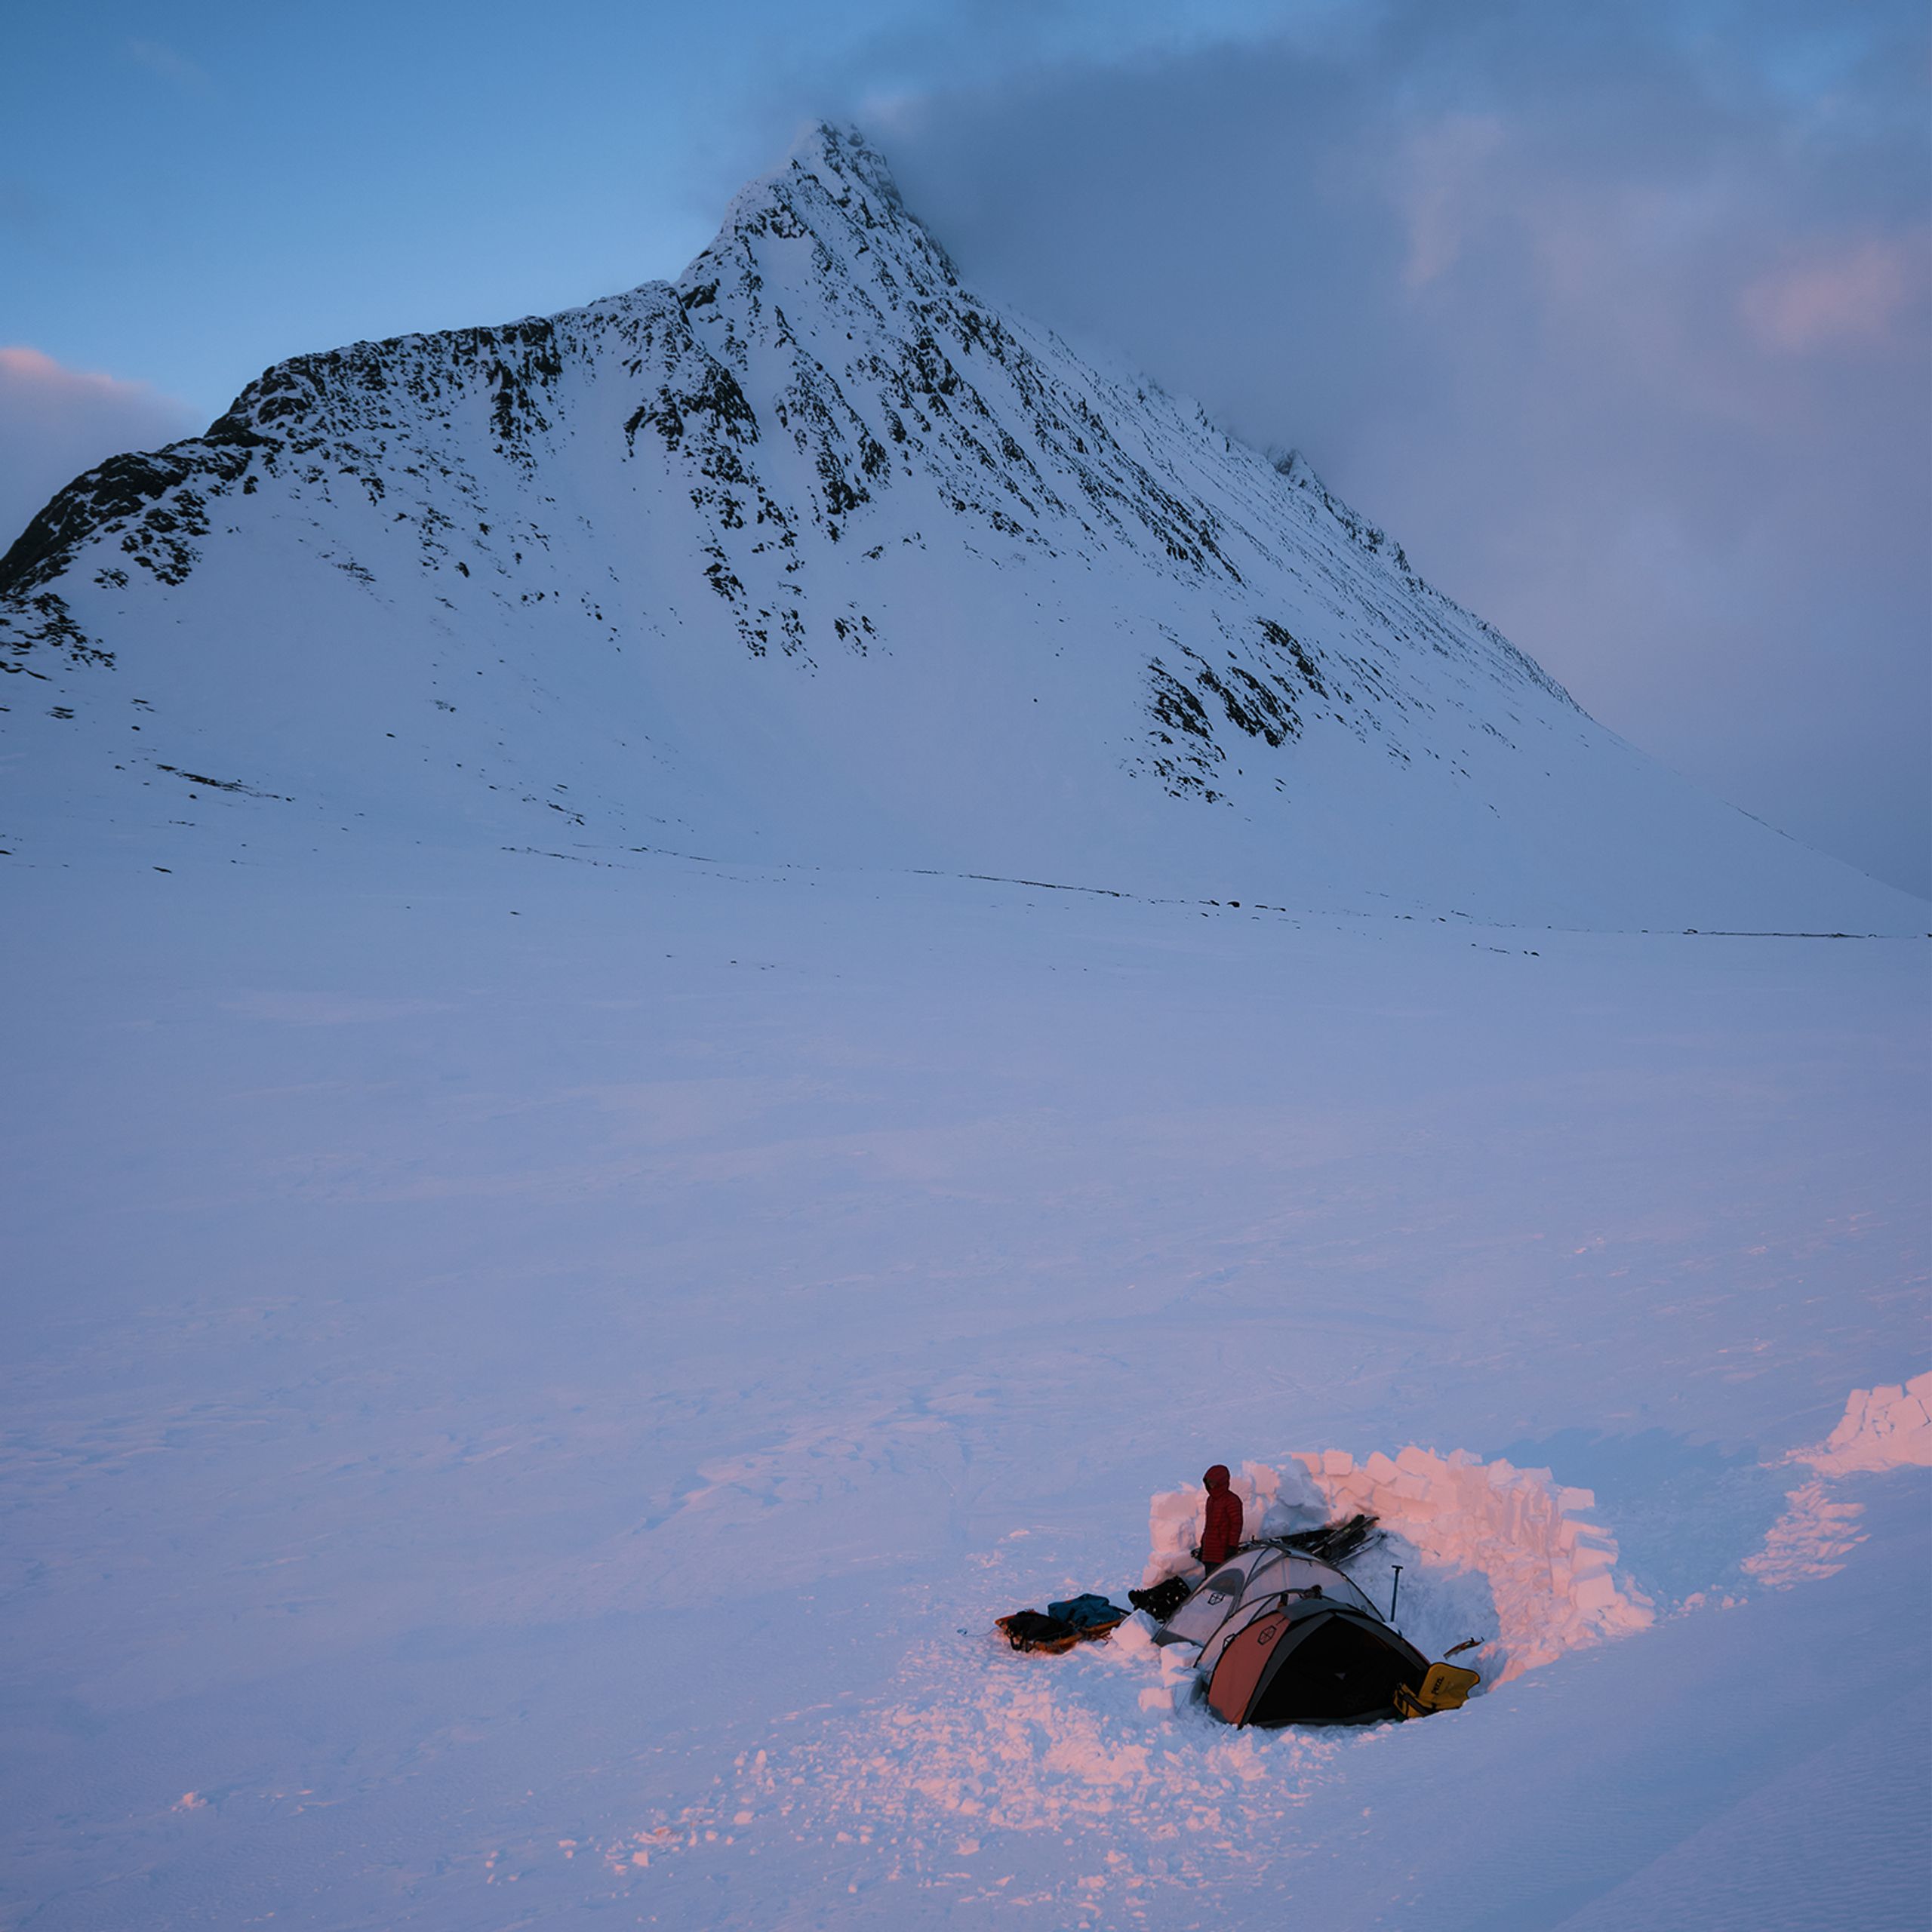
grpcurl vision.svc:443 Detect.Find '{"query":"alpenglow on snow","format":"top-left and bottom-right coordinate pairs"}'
top-left (0, 125), bottom-right (1915, 931)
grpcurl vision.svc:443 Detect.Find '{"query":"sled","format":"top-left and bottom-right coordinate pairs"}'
top-left (995, 1607), bottom-right (1129, 1654)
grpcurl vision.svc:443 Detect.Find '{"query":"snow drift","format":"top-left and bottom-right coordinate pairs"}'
top-left (1801, 1372), bottom-right (1932, 1475)
top-left (1740, 1371), bottom-right (1932, 1590)
top-left (1, 125), bottom-right (1918, 931)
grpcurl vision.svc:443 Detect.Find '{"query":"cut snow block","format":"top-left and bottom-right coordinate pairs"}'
top-left (1240, 1460), bottom-right (1282, 1507)
top-left (1804, 1369), bottom-right (1932, 1473)
top-left (1144, 1489), bottom-right (1206, 1583)
top-left (1573, 1573), bottom-right (1621, 1613)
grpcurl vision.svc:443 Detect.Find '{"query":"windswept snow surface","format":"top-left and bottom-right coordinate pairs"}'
top-left (2, 842), bottom-right (1926, 1929)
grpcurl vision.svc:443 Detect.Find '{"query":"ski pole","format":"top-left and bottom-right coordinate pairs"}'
top-left (1389, 1564), bottom-right (1403, 1623)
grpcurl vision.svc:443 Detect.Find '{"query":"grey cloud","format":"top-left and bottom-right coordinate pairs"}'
top-left (852, 0), bottom-right (1929, 894)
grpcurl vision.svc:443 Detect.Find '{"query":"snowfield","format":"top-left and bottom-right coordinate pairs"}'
top-left (2, 842), bottom-right (1924, 1928)
top-left (2, 121), bottom-right (1926, 1929)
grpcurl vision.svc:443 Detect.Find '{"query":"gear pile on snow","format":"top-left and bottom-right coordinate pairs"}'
top-left (995, 1594), bottom-right (1131, 1654)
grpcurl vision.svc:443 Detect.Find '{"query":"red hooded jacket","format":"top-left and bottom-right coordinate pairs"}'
top-left (1200, 1466), bottom-right (1243, 1567)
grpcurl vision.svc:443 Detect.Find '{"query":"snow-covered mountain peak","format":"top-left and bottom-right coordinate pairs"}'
top-left (705, 119), bottom-right (940, 272)
top-left (0, 129), bottom-right (1920, 931)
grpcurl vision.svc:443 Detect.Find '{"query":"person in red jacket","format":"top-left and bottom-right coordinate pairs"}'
top-left (1198, 1464), bottom-right (1244, 1567)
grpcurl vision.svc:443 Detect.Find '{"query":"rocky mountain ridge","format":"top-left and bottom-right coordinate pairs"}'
top-left (0, 124), bottom-right (1915, 929)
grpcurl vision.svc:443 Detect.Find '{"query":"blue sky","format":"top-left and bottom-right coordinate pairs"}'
top-left (3, 0), bottom-right (1926, 894)
top-left (1, 0), bottom-right (1313, 414)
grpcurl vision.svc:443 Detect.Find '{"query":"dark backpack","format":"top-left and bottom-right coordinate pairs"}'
top-left (997, 1610), bottom-right (1078, 1651)
top-left (1127, 1576), bottom-right (1192, 1623)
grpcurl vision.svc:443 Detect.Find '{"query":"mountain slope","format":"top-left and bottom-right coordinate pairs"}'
top-left (0, 124), bottom-right (1916, 929)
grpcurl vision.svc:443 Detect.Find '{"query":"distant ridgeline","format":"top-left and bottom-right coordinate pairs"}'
top-left (0, 125), bottom-right (1918, 931)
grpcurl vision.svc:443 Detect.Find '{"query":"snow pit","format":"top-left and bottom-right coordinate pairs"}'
top-left (660, 1451), bottom-right (1662, 1899)
top-left (604, 1382), bottom-right (1931, 1909)
top-left (1146, 1447), bottom-right (1654, 1684)
top-left (1799, 1372), bottom-right (1932, 1475)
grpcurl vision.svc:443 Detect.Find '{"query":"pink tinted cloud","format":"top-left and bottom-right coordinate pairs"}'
top-left (1740, 233), bottom-right (1926, 354)
top-left (0, 346), bottom-right (197, 549)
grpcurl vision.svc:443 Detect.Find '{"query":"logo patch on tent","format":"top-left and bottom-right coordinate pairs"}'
top-left (1202, 1567), bottom-right (1244, 1602)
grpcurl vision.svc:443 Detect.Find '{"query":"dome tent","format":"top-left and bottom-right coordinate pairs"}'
top-left (1155, 1543), bottom-right (1431, 1727)
top-left (1205, 1593), bottom-right (1429, 1725)
top-left (1164, 1546), bottom-right (1380, 1647)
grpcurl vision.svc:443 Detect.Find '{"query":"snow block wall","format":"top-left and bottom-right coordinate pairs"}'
top-left (1800, 1372), bottom-right (1932, 1475)
top-left (1146, 1448), bottom-right (1654, 1684)
top-left (1294, 1448), bottom-right (1654, 1680)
